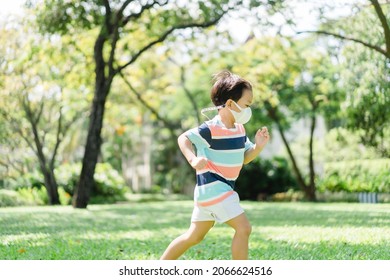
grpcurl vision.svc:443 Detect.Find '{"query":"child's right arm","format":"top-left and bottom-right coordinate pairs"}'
top-left (178, 133), bottom-right (208, 171)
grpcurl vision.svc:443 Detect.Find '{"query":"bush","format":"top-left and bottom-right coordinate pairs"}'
top-left (271, 189), bottom-right (305, 202)
top-left (2, 162), bottom-right (128, 207)
top-left (236, 157), bottom-right (299, 200)
top-left (16, 187), bottom-right (48, 206)
top-left (317, 159), bottom-right (390, 193)
top-left (7, 170), bottom-right (45, 190)
top-left (93, 163), bottom-right (127, 198)
top-left (0, 190), bottom-right (26, 207)
top-left (56, 162), bottom-right (127, 203)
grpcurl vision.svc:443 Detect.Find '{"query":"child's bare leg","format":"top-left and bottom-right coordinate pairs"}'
top-left (160, 221), bottom-right (214, 260)
top-left (225, 213), bottom-right (252, 260)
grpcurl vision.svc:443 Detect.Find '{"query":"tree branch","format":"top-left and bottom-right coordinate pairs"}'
top-left (50, 106), bottom-right (63, 170)
top-left (121, 0), bottom-right (168, 26)
top-left (179, 65), bottom-right (201, 125)
top-left (297, 30), bottom-right (389, 59)
top-left (118, 0), bottom-right (135, 18)
top-left (118, 71), bottom-right (179, 130)
top-left (108, 27), bottom-right (120, 78)
top-left (102, 0), bottom-right (112, 33)
top-left (370, 0), bottom-right (390, 55)
top-left (117, 13), bottom-right (226, 73)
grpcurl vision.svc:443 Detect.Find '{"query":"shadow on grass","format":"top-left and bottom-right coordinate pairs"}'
top-left (1, 201), bottom-right (389, 260)
top-left (245, 202), bottom-right (390, 228)
top-left (0, 202), bottom-right (193, 237)
top-left (190, 232), bottom-right (390, 260)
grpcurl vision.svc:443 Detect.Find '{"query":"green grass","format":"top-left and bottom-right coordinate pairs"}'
top-left (0, 201), bottom-right (389, 260)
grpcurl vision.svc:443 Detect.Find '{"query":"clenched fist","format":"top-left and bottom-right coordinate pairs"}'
top-left (189, 156), bottom-right (208, 170)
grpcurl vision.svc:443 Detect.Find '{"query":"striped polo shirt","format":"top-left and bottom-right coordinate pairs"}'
top-left (185, 115), bottom-right (254, 206)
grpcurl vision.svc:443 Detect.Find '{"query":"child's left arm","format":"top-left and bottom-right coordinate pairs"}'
top-left (243, 126), bottom-right (270, 164)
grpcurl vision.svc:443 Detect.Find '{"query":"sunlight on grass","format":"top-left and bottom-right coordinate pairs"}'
top-left (2, 233), bottom-right (50, 246)
top-left (257, 226), bottom-right (389, 244)
top-left (0, 201), bottom-right (389, 260)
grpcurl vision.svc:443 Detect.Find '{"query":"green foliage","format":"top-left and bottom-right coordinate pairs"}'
top-left (56, 163), bottom-right (127, 200)
top-left (0, 187), bottom-right (75, 207)
top-left (5, 163), bottom-right (127, 205)
top-left (324, 5), bottom-right (390, 156)
top-left (7, 170), bottom-right (45, 190)
top-left (0, 190), bottom-right (25, 207)
top-left (315, 127), bottom-right (381, 163)
top-left (317, 159), bottom-right (390, 193)
top-left (236, 157), bottom-right (298, 200)
top-left (33, 0), bottom-right (104, 34)
top-left (93, 163), bottom-right (127, 199)
top-left (271, 189), bottom-right (305, 202)
top-left (16, 187), bottom-right (49, 206)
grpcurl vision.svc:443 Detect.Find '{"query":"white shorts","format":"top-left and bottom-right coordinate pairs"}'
top-left (191, 191), bottom-right (244, 224)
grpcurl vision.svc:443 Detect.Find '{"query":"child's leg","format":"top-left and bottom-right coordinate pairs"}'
top-left (225, 213), bottom-right (252, 260)
top-left (160, 221), bottom-right (214, 260)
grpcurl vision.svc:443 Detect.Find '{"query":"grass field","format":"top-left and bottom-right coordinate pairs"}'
top-left (0, 201), bottom-right (389, 260)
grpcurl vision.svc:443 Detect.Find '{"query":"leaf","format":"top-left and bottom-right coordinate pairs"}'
top-left (18, 248), bottom-right (26, 254)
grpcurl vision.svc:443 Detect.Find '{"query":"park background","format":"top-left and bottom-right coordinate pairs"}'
top-left (0, 0), bottom-right (389, 260)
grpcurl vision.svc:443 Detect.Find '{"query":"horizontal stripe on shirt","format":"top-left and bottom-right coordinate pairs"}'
top-left (210, 136), bottom-right (246, 150)
top-left (196, 171), bottom-right (235, 189)
top-left (206, 161), bottom-right (242, 180)
top-left (195, 181), bottom-right (233, 202)
top-left (196, 190), bottom-right (235, 207)
top-left (208, 123), bottom-right (244, 136)
top-left (204, 148), bottom-right (245, 166)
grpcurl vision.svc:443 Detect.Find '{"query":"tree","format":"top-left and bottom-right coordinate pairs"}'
top-left (297, 1), bottom-right (390, 156)
top-left (32, 0), bottom-right (247, 208)
top-left (297, 0), bottom-right (390, 59)
top-left (232, 36), bottom-right (343, 201)
top-left (0, 22), bottom-right (82, 204)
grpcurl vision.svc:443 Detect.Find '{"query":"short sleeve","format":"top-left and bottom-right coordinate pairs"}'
top-left (185, 123), bottom-right (211, 149)
top-left (245, 136), bottom-right (254, 151)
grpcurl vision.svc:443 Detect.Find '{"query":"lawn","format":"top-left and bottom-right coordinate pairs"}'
top-left (0, 201), bottom-right (389, 260)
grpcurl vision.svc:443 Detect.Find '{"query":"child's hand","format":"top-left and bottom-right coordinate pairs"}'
top-left (189, 156), bottom-right (208, 170)
top-left (255, 126), bottom-right (270, 148)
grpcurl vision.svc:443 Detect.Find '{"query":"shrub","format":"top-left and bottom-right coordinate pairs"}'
top-left (0, 190), bottom-right (25, 207)
top-left (271, 189), bottom-right (305, 202)
top-left (16, 187), bottom-right (48, 206)
top-left (3, 163), bottom-right (127, 206)
top-left (236, 157), bottom-right (299, 200)
top-left (58, 187), bottom-right (72, 205)
top-left (7, 170), bottom-right (45, 190)
top-left (317, 159), bottom-right (390, 193)
top-left (56, 162), bottom-right (127, 203)
top-left (93, 163), bottom-right (127, 198)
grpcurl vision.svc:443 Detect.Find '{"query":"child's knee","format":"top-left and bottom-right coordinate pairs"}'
top-left (237, 222), bottom-right (252, 237)
top-left (185, 233), bottom-right (205, 246)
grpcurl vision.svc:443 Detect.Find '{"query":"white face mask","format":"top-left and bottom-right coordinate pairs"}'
top-left (229, 101), bottom-right (252, 124)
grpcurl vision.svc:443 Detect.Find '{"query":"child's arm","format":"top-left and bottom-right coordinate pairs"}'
top-left (178, 133), bottom-right (208, 170)
top-left (243, 127), bottom-right (270, 164)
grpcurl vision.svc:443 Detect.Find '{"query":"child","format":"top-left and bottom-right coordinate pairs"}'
top-left (160, 70), bottom-right (270, 260)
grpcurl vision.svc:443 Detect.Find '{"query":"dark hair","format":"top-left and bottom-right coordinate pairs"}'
top-left (210, 70), bottom-right (252, 106)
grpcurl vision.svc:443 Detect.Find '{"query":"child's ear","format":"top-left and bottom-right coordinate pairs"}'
top-left (225, 99), bottom-right (233, 108)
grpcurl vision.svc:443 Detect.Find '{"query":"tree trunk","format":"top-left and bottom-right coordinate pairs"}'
top-left (72, 30), bottom-right (111, 208)
top-left (72, 85), bottom-right (109, 208)
top-left (36, 155), bottom-right (60, 205)
top-left (30, 116), bottom-right (60, 205)
top-left (42, 169), bottom-right (60, 205)
top-left (307, 114), bottom-right (317, 202)
top-left (267, 107), bottom-right (308, 192)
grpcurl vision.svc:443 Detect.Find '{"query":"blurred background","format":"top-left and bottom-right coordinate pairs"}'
top-left (0, 0), bottom-right (389, 207)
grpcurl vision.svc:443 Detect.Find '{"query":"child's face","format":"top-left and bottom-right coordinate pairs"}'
top-left (231, 89), bottom-right (253, 112)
